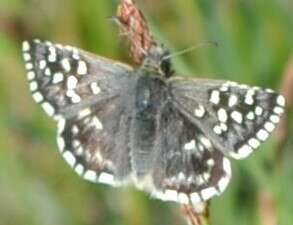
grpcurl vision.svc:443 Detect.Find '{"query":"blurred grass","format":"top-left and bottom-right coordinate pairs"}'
top-left (0, 0), bottom-right (292, 225)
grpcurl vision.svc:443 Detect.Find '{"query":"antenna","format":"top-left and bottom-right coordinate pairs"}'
top-left (162, 41), bottom-right (219, 60)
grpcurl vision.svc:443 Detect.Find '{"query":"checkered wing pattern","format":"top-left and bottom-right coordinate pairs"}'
top-left (22, 39), bottom-right (132, 119)
top-left (169, 78), bottom-right (285, 160)
top-left (22, 40), bottom-right (134, 184)
top-left (22, 39), bottom-right (285, 206)
top-left (151, 106), bottom-right (231, 205)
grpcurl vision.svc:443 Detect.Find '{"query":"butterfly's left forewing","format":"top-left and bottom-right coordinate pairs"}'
top-left (168, 77), bottom-right (285, 160)
top-left (22, 40), bottom-right (135, 185)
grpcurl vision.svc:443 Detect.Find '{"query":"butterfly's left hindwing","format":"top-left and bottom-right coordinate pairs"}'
top-left (150, 105), bottom-right (231, 205)
top-left (168, 78), bottom-right (285, 160)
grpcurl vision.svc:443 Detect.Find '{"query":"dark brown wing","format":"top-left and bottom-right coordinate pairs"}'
top-left (22, 39), bottom-right (136, 185)
top-left (168, 77), bottom-right (285, 160)
top-left (149, 104), bottom-right (231, 205)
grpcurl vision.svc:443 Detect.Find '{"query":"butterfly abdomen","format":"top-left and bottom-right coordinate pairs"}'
top-left (130, 71), bottom-right (168, 176)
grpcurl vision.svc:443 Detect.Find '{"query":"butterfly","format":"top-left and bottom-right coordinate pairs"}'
top-left (22, 39), bottom-right (285, 206)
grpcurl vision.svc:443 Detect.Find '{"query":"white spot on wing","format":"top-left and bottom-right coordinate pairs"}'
top-left (90, 82), bottom-right (101, 95)
top-left (203, 172), bottom-right (210, 181)
top-left (32, 92), bottom-right (44, 102)
top-left (220, 85), bottom-right (228, 92)
top-left (207, 159), bottom-right (215, 167)
top-left (29, 81), bottom-right (38, 91)
top-left (190, 192), bottom-right (201, 205)
top-left (57, 136), bottom-right (65, 152)
top-left (72, 125), bottom-right (79, 134)
top-left (22, 41), bottom-right (30, 51)
top-left (218, 176), bottom-right (230, 192)
top-left (209, 90), bottom-right (220, 104)
top-left (264, 122), bottom-right (275, 132)
top-left (75, 164), bottom-right (84, 176)
top-left (199, 136), bottom-right (212, 149)
top-left (63, 151), bottom-right (76, 167)
top-left (195, 176), bottom-right (205, 185)
top-left (67, 76), bottom-right (78, 89)
top-left (72, 48), bottom-right (80, 60)
top-left (201, 187), bottom-right (218, 201)
top-left (231, 145), bottom-right (253, 159)
top-left (44, 68), bottom-right (51, 76)
top-left (240, 84), bottom-right (248, 89)
top-left (77, 60), bottom-right (87, 75)
top-left (26, 63), bottom-right (33, 70)
top-left (256, 129), bottom-right (269, 141)
top-left (228, 94), bottom-right (238, 107)
top-left (277, 95), bottom-right (285, 106)
top-left (78, 108), bottom-right (91, 118)
top-left (39, 60), bottom-right (47, 70)
top-left (66, 90), bottom-right (81, 103)
top-left (231, 111), bottom-right (243, 124)
top-left (152, 191), bottom-right (167, 201)
top-left (48, 49), bottom-right (57, 62)
top-left (213, 125), bottom-right (222, 135)
top-left (65, 45), bottom-right (73, 51)
top-left (273, 106), bottom-right (284, 115)
top-left (255, 106), bottom-right (263, 116)
top-left (194, 104), bottom-right (205, 118)
top-left (246, 111), bottom-right (255, 120)
top-left (57, 118), bottom-right (66, 134)
top-left (23, 53), bottom-right (31, 61)
top-left (270, 115), bottom-right (280, 124)
top-left (73, 140), bottom-right (80, 148)
top-left (53, 72), bottom-right (64, 84)
top-left (84, 170), bottom-right (97, 182)
top-left (248, 138), bottom-right (260, 149)
top-left (27, 71), bottom-right (35, 80)
top-left (98, 172), bottom-right (115, 185)
top-left (220, 123), bottom-right (228, 131)
top-left (244, 89), bottom-right (255, 105)
top-left (163, 190), bottom-right (178, 202)
top-left (217, 108), bottom-right (228, 123)
top-left (41, 102), bottom-right (55, 116)
top-left (223, 158), bottom-right (231, 176)
top-left (61, 58), bottom-right (71, 72)
top-left (92, 116), bottom-right (103, 130)
top-left (184, 140), bottom-right (196, 150)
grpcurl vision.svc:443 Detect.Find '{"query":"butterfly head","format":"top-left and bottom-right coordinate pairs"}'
top-left (142, 44), bottom-right (173, 78)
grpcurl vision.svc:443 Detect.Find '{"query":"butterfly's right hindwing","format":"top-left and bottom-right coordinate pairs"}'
top-left (56, 96), bottom-right (133, 186)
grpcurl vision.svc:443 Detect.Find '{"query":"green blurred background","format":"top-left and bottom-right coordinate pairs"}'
top-left (0, 0), bottom-right (292, 225)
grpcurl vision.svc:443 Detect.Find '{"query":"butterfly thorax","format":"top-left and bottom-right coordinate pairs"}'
top-left (141, 45), bottom-right (173, 78)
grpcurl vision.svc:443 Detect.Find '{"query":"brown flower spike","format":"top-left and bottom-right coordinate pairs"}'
top-left (117, 0), bottom-right (155, 64)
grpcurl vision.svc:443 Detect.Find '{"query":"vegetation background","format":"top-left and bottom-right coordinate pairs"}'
top-left (0, 0), bottom-right (292, 225)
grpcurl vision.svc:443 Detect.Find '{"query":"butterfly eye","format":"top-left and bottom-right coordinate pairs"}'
top-left (160, 57), bottom-right (173, 78)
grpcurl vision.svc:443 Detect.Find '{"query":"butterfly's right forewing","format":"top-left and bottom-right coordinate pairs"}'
top-left (23, 40), bottom-right (135, 185)
top-left (22, 39), bottom-right (133, 119)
